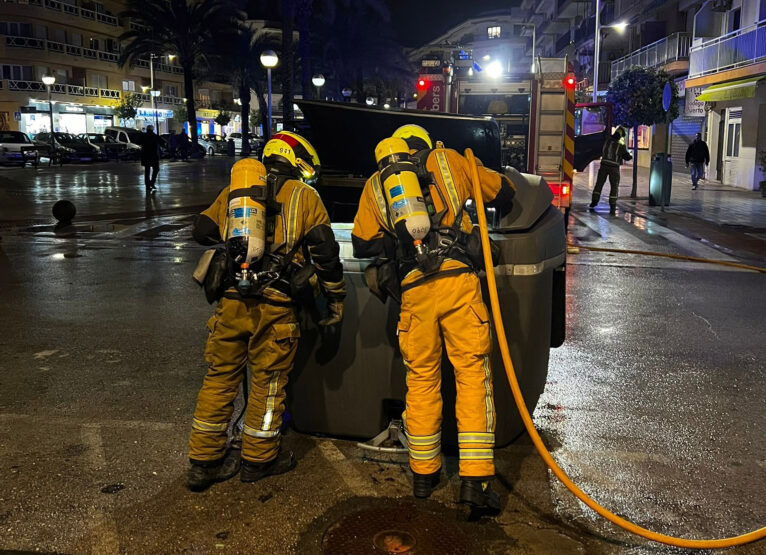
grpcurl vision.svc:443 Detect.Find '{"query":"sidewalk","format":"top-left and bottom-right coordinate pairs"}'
top-left (574, 164), bottom-right (766, 228)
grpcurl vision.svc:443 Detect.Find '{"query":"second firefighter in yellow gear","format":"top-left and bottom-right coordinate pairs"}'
top-left (352, 124), bottom-right (515, 513)
top-left (188, 134), bottom-right (345, 491)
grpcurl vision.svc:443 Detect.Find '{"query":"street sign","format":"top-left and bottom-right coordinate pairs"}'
top-left (662, 82), bottom-right (672, 112)
top-left (685, 87), bottom-right (706, 117)
top-left (14, 112), bottom-right (21, 121)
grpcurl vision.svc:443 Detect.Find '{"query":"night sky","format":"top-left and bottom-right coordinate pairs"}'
top-left (390, 0), bottom-right (521, 47)
top-left (248, 1), bottom-right (521, 49)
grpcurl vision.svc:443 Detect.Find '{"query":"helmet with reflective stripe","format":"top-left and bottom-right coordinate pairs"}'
top-left (392, 124), bottom-right (433, 151)
top-left (262, 131), bottom-right (321, 185)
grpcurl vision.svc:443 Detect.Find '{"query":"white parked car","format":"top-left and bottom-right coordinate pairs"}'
top-left (0, 131), bottom-right (40, 165)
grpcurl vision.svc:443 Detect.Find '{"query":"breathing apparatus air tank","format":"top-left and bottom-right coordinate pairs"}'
top-left (375, 137), bottom-right (431, 257)
top-left (225, 159), bottom-right (269, 295)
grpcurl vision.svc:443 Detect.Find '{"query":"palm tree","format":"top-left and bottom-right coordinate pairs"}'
top-left (119, 0), bottom-right (242, 144)
top-left (208, 26), bottom-right (279, 150)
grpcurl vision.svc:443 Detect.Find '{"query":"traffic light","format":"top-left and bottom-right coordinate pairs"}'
top-left (563, 74), bottom-right (576, 89)
top-left (416, 78), bottom-right (429, 91)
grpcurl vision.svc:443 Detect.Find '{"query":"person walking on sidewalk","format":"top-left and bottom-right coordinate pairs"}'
top-left (590, 127), bottom-right (632, 215)
top-left (140, 125), bottom-right (161, 194)
top-left (686, 133), bottom-right (710, 191)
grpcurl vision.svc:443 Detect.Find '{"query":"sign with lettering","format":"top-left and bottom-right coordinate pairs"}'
top-left (416, 74), bottom-right (446, 112)
top-left (685, 87), bottom-right (705, 117)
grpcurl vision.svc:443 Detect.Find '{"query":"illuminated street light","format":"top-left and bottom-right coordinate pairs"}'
top-left (167, 54), bottom-right (177, 61)
top-left (482, 54), bottom-right (491, 61)
top-left (365, 97), bottom-right (375, 106)
top-left (383, 103), bottom-right (390, 109)
top-left (42, 75), bottom-right (55, 149)
top-left (611, 21), bottom-right (629, 33)
top-left (594, 0), bottom-right (631, 102)
top-left (260, 50), bottom-right (278, 139)
top-left (312, 74), bottom-right (325, 99)
top-left (486, 60), bottom-right (503, 79)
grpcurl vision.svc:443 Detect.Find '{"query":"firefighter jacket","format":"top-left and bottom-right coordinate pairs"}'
top-left (192, 178), bottom-right (345, 304)
top-left (352, 148), bottom-right (514, 290)
top-left (600, 135), bottom-right (632, 167)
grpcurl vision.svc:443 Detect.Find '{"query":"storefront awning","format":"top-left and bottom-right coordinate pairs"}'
top-left (696, 77), bottom-right (764, 102)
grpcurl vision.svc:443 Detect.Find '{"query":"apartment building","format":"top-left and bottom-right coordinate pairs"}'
top-left (520, 0), bottom-right (765, 189)
top-left (0, 0), bottom-right (235, 137)
top-left (685, 0), bottom-right (766, 189)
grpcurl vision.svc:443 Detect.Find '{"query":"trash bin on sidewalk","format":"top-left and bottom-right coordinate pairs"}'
top-left (288, 168), bottom-right (566, 448)
top-left (649, 153), bottom-right (672, 206)
top-left (226, 139), bottom-right (235, 157)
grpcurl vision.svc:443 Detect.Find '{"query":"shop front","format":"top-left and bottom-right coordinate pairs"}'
top-left (135, 108), bottom-right (175, 134)
top-left (19, 102), bottom-right (116, 138)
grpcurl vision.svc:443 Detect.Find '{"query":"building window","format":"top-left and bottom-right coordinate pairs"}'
top-left (122, 80), bottom-right (135, 91)
top-left (166, 85), bottom-right (177, 97)
top-left (89, 37), bottom-right (101, 51)
top-left (90, 73), bottom-right (108, 89)
top-left (487, 26), bottom-right (501, 39)
top-left (2, 64), bottom-right (34, 81)
top-left (729, 8), bottom-right (741, 32)
top-left (0, 22), bottom-right (33, 37)
top-left (725, 108), bottom-right (742, 158)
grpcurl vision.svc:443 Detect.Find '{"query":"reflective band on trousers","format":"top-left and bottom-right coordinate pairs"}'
top-left (482, 355), bottom-right (494, 432)
top-left (192, 418), bottom-right (228, 433)
top-left (405, 431), bottom-right (441, 446)
top-left (261, 370), bottom-right (282, 431)
top-left (459, 448), bottom-right (494, 460)
top-left (457, 432), bottom-right (495, 444)
top-left (409, 445), bottom-right (441, 460)
top-left (243, 424), bottom-right (280, 439)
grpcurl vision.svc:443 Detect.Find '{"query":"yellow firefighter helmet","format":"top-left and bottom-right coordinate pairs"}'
top-left (262, 131), bottom-right (321, 185)
top-left (392, 124), bottom-right (433, 151)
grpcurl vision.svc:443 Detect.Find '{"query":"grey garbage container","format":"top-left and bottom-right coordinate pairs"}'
top-left (649, 153), bottom-right (672, 206)
top-left (288, 168), bottom-right (566, 448)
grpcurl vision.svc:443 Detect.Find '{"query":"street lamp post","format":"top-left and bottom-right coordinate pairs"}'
top-left (312, 74), bottom-right (325, 100)
top-left (592, 1), bottom-right (628, 102)
top-left (260, 50), bottom-right (278, 140)
top-left (42, 74), bottom-right (55, 160)
top-left (149, 53), bottom-right (158, 130)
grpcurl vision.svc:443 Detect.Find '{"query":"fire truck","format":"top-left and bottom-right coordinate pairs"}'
top-left (416, 57), bottom-right (612, 218)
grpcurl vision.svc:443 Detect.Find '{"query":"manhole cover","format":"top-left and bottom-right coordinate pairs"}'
top-left (322, 504), bottom-right (468, 555)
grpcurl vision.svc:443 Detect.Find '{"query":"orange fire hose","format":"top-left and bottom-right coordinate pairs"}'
top-left (465, 148), bottom-right (766, 549)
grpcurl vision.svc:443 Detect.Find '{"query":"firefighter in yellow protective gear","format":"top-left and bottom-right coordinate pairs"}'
top-left (352, 124), bottom-right (515, 516)
top-left (187, 133), bottom-right (345, 492)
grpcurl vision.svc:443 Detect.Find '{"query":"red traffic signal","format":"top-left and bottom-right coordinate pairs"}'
top-left (563, 74), bottom-right (576, 89)
top-left (416, 78), bottom-right (429, 90)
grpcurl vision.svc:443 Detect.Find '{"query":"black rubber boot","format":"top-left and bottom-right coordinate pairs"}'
top-left (609, 205), bottom-right (617, 216)
top-left (412, 470), bottom-right (441, 499)
top-left (240, 450), bottom-right (296, 483)
top-left (459, 477), bottom-right (501, 520)
top-left (187, 447), bottom-right (242, 492)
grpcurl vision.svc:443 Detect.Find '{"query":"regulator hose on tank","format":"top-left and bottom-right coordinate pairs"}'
top-left (464, 148), bottom-right (766, 549)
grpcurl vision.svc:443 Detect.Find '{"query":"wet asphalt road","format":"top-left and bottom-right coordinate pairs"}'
top-left (0, 160), bottom-right (764, 554)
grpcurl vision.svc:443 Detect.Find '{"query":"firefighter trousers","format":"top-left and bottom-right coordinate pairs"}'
top-left (398, 271), bottom-right (496, 478)
top-left (188, 297), bottom-right (300, 464)
top-left (592, 164), bottom-right (621, 208)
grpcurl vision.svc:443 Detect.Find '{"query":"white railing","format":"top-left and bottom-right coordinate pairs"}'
top-left (134, 58), bottom-right (184, 75)
top-left (100, 88), bottom-right (120, 99)
top-left (47, 40), bottom-right (66, 53)
top-left (83, 48), bottom-right (97, 59)
top-left (98, 51), bottom-right (118, 63)
top-left (84, 87), bottom-right (99, 96)
top-left (34, 0), bottom-right (120, 26)
top-left (66, 44), bottom-right (82, 56)
top-left (8, 80), bottom-right (46, 92)
top-left (611, 32), bottom-right (691, 80)
top-left (67, 84), bottom-right (84, 95)
top-left (50, 83), bottom-right (67, 93)
top-left (689, 20), bottom-right (766, 78)
top-left (5, 36), bottom-right (45, 49)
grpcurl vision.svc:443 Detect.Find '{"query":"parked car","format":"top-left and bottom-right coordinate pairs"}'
top-left (104, 126), bottom-right (146, 149)
top-left (33, 132), bottom-right (101, 163)
top-left (228, 132), bottom-right (264, 157)
top-left (78, 133), bottom-right (140, 160)
top-left (160, 133), bottom-right (206, 159)
top-left (198, 134), bottom-right (228, 156)
top-left (0, 131), bottom-right (40, 166)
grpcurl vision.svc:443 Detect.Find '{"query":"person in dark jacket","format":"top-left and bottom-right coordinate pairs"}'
top-left (685, 133), bottom-right (710, 190)
top-left (178, 131), bottom-right (190, 161)
top-left (590, 127), bottom-right (632, 215)
top-left (140, 125), bottom-right (161, 193)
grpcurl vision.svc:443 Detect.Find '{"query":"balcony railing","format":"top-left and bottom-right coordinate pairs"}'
top-left (134, 58), bottom-right (184, 75)
top-left (689, 20), bottom-right (766, 78)
top-left (67, 84), bottom-right (84, 95)
top-left (32, 0), bottom-right (120, 26)
top-left (611, 32), bottom-right (691, 80)
top-left (100, 88), bottom-right (120, 99)
top-left (8, 80), bottom-right (46, 92)
top-left (84, 87), bottom-right (99, 97)
top-left (5, 36), bottom-right (45, 49)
